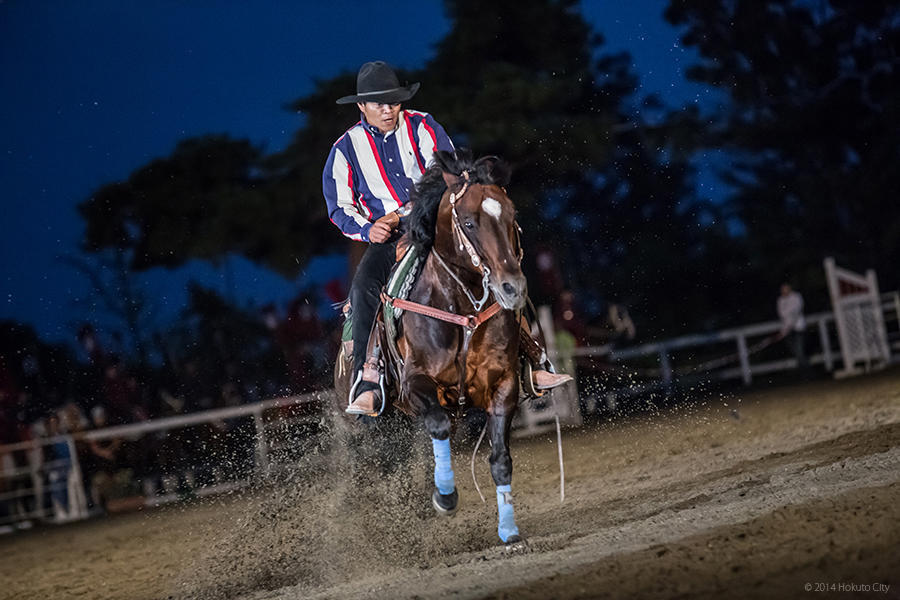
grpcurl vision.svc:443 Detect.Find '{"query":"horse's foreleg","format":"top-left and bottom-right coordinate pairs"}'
top-left (408, 373), bottom-right (458, 515)
top-left (488, 401), bottom-right (521, 543)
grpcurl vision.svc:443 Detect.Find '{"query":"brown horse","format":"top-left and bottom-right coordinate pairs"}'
top-left (334, 149), bottom-right (526, 543)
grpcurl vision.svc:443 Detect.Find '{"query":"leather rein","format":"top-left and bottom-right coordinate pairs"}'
top-left (380, 171), bottom-right (519, 412)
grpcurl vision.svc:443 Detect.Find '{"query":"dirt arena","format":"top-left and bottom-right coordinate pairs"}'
top-left (2, 369), bottom-right (899, 600)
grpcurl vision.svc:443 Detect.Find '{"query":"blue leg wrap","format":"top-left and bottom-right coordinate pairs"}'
top-left (431, 437), bottom-right (455, 495)
top-left (496, 484), bottom-right (520, 542)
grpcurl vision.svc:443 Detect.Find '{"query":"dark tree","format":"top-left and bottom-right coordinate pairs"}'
top-left (410, 0), bottom-right (738, 334)
top-left (62, 248), bottom-right (153, 363)
top-left (79, 135), bottom-right (273, 271)
top-left (666, 0), bottom-right (900, 314)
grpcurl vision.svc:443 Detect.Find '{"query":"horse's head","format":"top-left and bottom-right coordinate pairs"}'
top-left (434, 151), bottom-right (526, 311)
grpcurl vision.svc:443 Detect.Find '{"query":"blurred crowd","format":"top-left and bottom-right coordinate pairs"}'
top-left (0, 294), bottom-right (339, 529)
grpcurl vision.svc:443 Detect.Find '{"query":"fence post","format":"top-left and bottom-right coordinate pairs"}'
top-left (818, 318), bottom-right (833, 371)
top-left (253, 408), bottom-right (269, 473)
top-left (523, 305), bottom-right (582, 428)
top-left (659, 346), bottom-right (673, 392)
top-left (537, 306), bottom-right (557, 361)
top-left (737, 334), bottom-right (752, 385)
top-left (893, 292), bottom-right (900, 334)
top-left (28, 440), bottom-right (45, 523)
top-left (65, 435), bottom-right (89, 521)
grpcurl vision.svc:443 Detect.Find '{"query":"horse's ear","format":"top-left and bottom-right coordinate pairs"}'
top-left (433, 150), bottom-right (461, 190)
top-left (441, 170), bottom-right (461, 189)
top-left (476, 155), bottom-right (511, 187)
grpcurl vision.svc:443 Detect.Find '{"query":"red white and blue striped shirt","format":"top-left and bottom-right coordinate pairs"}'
top-left (323, 109), bottom-right (454, 241)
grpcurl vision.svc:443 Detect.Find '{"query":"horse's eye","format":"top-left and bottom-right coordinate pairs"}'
top-left (465, 221), bottom-right (474, 230)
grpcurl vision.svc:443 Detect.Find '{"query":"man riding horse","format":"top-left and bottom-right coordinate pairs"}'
top-left (323, 61), bottom-right (571, 416)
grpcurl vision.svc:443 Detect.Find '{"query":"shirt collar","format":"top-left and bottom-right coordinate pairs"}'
top-left (360, 111), bottom-right (403, 139)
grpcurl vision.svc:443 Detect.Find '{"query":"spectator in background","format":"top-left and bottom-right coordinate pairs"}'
top-left (0, 355), bottom-right (18, 527)
top-left (83, 406), bottom-right (122, 511)
top-left (777, 283), bottom-right (808, 369)
top-left (0, 358), bottom-right (38, 527)
top-left (554, 290), bottom-right (587, 345)
top-left (265, 296), bottom-right (325, 393)
top-left (176, 359), bottom-right (213, 413)
top-left (101, 356), bottom-right (141, 425)
top-left (0, 354), bottom-right (19, 447)
top-left (43, 411), bottom-right (72, 519)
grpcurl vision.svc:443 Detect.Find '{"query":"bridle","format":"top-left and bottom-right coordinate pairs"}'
top-left (381, 169), bottom-right (524, 412)
top-left (435, 170), bottom-right (524, 310)
top-left (433, 171), bottom-right (492, 310)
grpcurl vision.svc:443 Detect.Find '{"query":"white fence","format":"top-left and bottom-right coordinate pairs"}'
top-left (513, 291), bottom-right (897, 432)
top-left (0, 393), bottom-right (321, 531)
top-left (559, 291), bottom-right (900, 411)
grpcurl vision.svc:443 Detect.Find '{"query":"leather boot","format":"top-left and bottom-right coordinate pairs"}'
top-left (519, 322), bottom-right (573, 390)
top-left (345, 389), bottom-right (379, 415)
top-left (345, 359), bottom-right (382, 416)
top-left (532, 369), bottom-right (573, 390)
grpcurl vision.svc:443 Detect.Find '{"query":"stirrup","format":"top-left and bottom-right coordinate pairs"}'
top-left (346, 369), bottom-right (387, 417)
top-left (521, 361), bottom-right (545, 398)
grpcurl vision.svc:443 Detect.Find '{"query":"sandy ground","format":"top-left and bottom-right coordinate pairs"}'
top-left (2, 368), bottom-right (899, 600)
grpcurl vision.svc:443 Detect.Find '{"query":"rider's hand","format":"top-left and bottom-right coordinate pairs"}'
top-left (368, 213), bottom-right (399, 244)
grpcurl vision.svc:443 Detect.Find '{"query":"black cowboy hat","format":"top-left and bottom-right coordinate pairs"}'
top-left (336, 61), bottom-right (420, 105)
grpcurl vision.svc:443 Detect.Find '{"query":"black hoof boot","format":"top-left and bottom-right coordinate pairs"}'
top-left (431, 488), bottom-right (458, 516)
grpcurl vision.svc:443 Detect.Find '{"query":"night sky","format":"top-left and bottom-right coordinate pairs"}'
top-left (1, 0), bottom-right (715, 345)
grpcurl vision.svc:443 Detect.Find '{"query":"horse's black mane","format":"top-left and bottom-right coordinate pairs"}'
top-left (408, 148), bottom-right (511, 254)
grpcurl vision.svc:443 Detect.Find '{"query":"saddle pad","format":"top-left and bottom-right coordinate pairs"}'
top-left (384, 244), bottom-right (421, 320)
top-left (341, 308), bottom-right (353, 342)
top-left (339, 245), bottom-right (420, 344)
top-left (382, 245), bottom-right (421, 367)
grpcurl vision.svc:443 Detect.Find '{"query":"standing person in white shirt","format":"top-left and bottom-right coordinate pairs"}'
top-left (777, 283), bottom-right (808, 369)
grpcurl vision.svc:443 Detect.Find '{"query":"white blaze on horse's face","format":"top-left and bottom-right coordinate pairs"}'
top-left (482, 197), bottom-right (503, 220)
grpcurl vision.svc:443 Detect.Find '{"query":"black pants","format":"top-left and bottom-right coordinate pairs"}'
top-left (350, 240), bottom-right (397, 381)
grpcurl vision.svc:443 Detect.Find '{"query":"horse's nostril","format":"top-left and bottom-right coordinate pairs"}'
top-left (502, 282), bottom-right (517, 296)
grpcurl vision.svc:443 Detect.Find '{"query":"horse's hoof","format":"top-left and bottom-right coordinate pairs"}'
top-left (431, 489), bottom-right (458, 516)
top-left (503, 535), bottom-right (527, 551)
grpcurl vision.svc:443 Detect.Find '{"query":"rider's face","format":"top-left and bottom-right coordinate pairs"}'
top-left (358, 101), bottom-right (402, 134)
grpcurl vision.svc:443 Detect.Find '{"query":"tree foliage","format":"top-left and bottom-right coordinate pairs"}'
top-left (666, 0), bottom-right (900, 310)
top-left (80, 135), bottom-right (279, 271)
top-left (78, 0), bottom-right (760, 338)
top-left (409, 0), bottom-right (738, 332)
